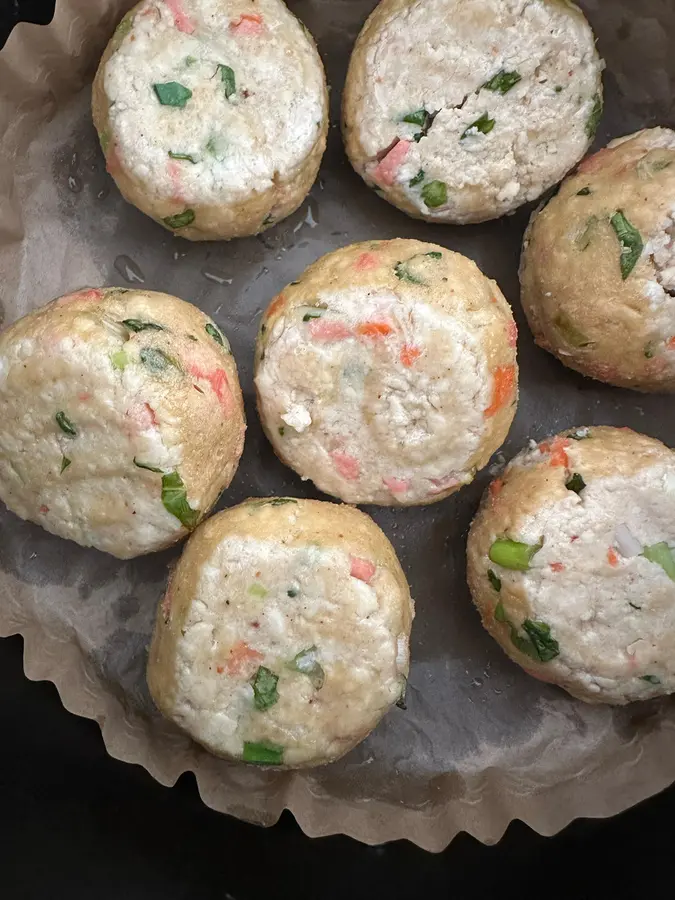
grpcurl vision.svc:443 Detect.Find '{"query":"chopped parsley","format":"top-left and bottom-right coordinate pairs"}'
top-left (586, 94), bottom-right (603, 139)
top-left (205, 323), bottom-right (224, 346)
top-left (242, 741), bottom-right (284, 765)
top-left (60, 456), bottom-right (71, 474)
top-left (610, 210), bottom-right (643, 280)
top-left (134, 458), bottom-right (164, 473)
top-left (288, 647), bottom-right (325, 690)
top-left (409, 169), bottom-right (425, 187)
top-left (161, 471), bottom-right (199, 529)
top-left (565, 473), bottom-right (586, 494)
top-left (140, 347), bottom-right (180, 373)
top-left (483, 70), bottom-right (521, 94)
top-left (278, 426), bottom-right (285, 437)
top-left (168, 151), bottom-right (198, 164)
top-left (575, 214), bottom-right (598, 251)
top-left (577, 186), bottom-right (592, 196)
top-left (495, 601), bottom-right (560, 662)
top-left (122, 319), bottom-right (164, 333)
top-left (401, 108), bottom-right (437, 141)
top-left (487, 569), bottom-right (502, 592)
top-left (55, 411), bottom-right (76, 436)
top-left (461, 112), bottom-right (495, 140)
top-left (640, 675), bottom-right (661, 685)
top-left (153, 82), bottom-right (192, 108)
top-left (163, 209), bottom-right (195, 229)
top-left (395, 261), bottom-right (424, 284)
top-left (218, 64), bottom-right (236, 99)
top-left (251, 666), bottom-right (279, 711)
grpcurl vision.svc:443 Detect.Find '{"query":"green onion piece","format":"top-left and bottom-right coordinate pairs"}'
top-left (55, 411), bottom-right (76, 436)
top-left (577, 187), bottom-right (592, 196)
top-left (205, 323), bottom-right (224, 346)
top-left (251, 666), bottom-right (279, 711)
top-left (161, 471), bottom-right (199, 529)
top-left (640, 675), bottom-right (661, 685)
top-left (565, 473), bottom-right (586, 494)
top-left (122, 319), bottom-right (164, 333)
top-left (610, 210), bottom-right (644, 280)
top-left (585, 94), bottom-right (603, 139)
top-left (461, 113), bottom-right (495, 140)
top-left (288, 646), bottom-right (325, 690)
top-left (401, 109), bottom-right (428, 127)
top-left (140, 347), bottom-right (180, 373)
top-left (489, 537), bottom-right (543, 571)
top-left (242, 741), bottom-right (284, 765)
top-left (421, 180), bottom-right (447, 208)
top-left (642, 542), bottom-right (675, 581)
top-left (425, 251), bottom-right (442, 259)
top-left (409, 169), bottom-right (425, 187)
top-left (394, 261), bottom-right (424, 284)
top-left (554, 312), bottom-right (592, 348)
top-left (218, 64), bottom-right (236, 99)
top-left (153, 82), bottom-right (192, 108)
top-left (487, 569), bottom-right (502, 592)
top-left (483, 70), bottom-right (521, 94)
top-left (60, 456), bottom-right (71, 474)
top-left (302, 310), bottom-right (323, 322)
top-left (168, 151), bottom-right (198, 164)
top-left (134, 458), bottom-right (164, 473)
top-left (163, 209), bottom-right (195, 229)
top-left (248, 583), bottom-right (268, 598)
top-left (110, 350), bottom-right (129, 370)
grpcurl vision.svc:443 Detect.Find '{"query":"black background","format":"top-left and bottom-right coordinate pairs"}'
top-left (1, 2), bottom-right (674, 897)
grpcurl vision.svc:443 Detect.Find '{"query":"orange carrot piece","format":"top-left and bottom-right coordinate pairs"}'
top-left (349, 555), bottom-right (376, 583)
top-left (485, 365), bottom-right (515, 417)
top-left (225, 641), bottom-right (263, 676)
top-left (357, 321), bottom-right (393, 337)
top-left (266, 294), bottom-right (286, 318)
top-left (607, 548), bottom-right (619, 567)
top-left (400, 344), bottom-right (422, 367)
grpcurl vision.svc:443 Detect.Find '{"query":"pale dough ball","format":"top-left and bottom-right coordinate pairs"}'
top-left (343, 0), bottom-right (603, 224)
top-left (467, 426), bottom-right (675, 704)
top-left (92, 0), bottom-right (328, 240)
top-left (520, 127), bottom-right (675, 392)
top-left (147, 497), bottom-right (414, 767)
top-left (0, 287), bottom-right (245, 558)
top-left (254, 239), bottom-right (518, 506)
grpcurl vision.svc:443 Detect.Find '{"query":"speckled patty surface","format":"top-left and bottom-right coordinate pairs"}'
top-left (92, 0), bottom-right (328, 240)
top-left (147, 498), bottom-right (414, 767)
top-left (467, 427), bottom-right (675, 705)
top-left (0, 288), bottom-right (245, 558)
top-left (520, 127), bottom-right (675, 392)
top-left (254, 240), bottom-right (518, 506)
top-left (343, 0), bottom-right (603, 224)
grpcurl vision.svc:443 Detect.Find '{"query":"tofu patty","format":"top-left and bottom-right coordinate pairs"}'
top-left (520, 127), bottom-right (675, 392)
top-left (147, 498), bottom-right (414, 767)
top-left (92, 0), bottom-right (328, 240)
top-left (343, 0), bottom-right (603, 224)
top-left (254, 240), bottom-right (518, 506)
top-left (0, 288), bottom-right (245, 558)
top-left (467, 427), bottom-right (675, 704)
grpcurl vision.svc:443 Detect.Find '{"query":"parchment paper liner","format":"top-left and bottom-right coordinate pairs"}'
top-left (1, 0), bottom-right (675, 852)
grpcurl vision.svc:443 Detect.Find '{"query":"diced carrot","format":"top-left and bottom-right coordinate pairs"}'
top-left (309, 320), bottom-right (352, 341)
top-left (400, 344), bottom-right (422, 367)
top-left (350, 555), bottom-right (376, 583)
top-left (144, 402), bottom-right (158, 427)
top-left (330, 450), bottom-right (360, 480)
top-left (485, 365), bottom-right (515, 417)
top-left (357, 321), bottom-right (393, 337)
top-left (266, 294), bottom-right (286, 318)
top-left (373, 140), bottom-right (410, 187)
top-left (550, 562), bottom-right (565, 573)
top-left (187, 365), bottom-right (234, 415)
top-left (667, 336), bottom-right (675, 350)
top-left (428, 475), bottom-right (460, 495)
top-left (506, 320), bottom-right (518, 348)
top-left (78, 393), bottom-right (91, 402)
top-left (230, 12), bottom-right (264, 34)
top-left (167, 160), bottom-right (185, 203)
top-left (383, 476), bottom-right (410, 494)
top-left (224, 641), bottom-right (263, 675)
top-left (489, 478), bottom-right (503, 499)
top-left (354, 252), bottom-right (379, 271)
top-left (64, 288), bottom-right (103, 304)
top-left (607, 548), bottom-right (619, 567)
top-left (548, 437), bottom-right (570, 468)
top-left (165, 0), bottom-right (195, 33)
top-left (39, 505), bottom-right (49, 514)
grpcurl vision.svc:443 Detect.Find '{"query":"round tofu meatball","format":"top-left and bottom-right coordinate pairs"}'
top-left (147, 497), bottom-right (413, 767)
top-left (0, 287), bottom-right (245, 558)
top-left (92, 0), bottom-right (328, 240)
top-left (342, 0), bottom-right (603, 224)
top-left (520, 128), bottom-right (675, 392)
top-left (254, 240), bottom-right (518, 506)
top-left (467, 426), bottom-right (675, 705)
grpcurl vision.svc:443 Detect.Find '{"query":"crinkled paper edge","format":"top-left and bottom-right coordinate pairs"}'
top-left (2, 0), bottom-right (675, 852)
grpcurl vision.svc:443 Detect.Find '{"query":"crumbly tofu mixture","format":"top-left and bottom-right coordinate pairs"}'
top-left (473, 431), bottom-right (675, 704)
top-left (102, 0), bottom-right (326, 205)
top-left (164, 522), bottom-right (409, 766)
top-left (0, 288), bottom-right (244, 558)
top-left (256, 285), bottom-right (491, 505)
top-left (345, 0), bottom-right (603, 223)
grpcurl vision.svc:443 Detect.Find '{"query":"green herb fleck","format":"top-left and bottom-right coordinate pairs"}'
top-left (161, 471), bottom-right (199, 529)
top-left (218, 64), bottom-right (236, 99)
top-left (288, 647), bottom-right (325, 690)
top-left (55, 412), bottom-right (76, 437)
top-left (153, 82), bottom-right (192, 108)
top-left (644, 344), bottom-right (655, 359)
top-left (495, 601), bottom-right (559, 661)
top-left (60, 456), bottom-right (71, 474)
top-left (409, 169), bottom-right (425, 187)
top-left (140, 347), bottom-right (180, 373)
top-left (610, 210), bottom-right (644, 280)
top-left (248, 583), bottom-right (268, 598)
top-left (205, 323), bottom-right (224, 346)
top-left (168, 151), bottom-right (198, 164)
top-left (637, 154), bottom-right (674, 179)
top-left (586, 94), bottom-right (603, 139)
top-left (184, 55), bottom-right (198, 67)
top-left (425, 251), bottom-right (442, 259)
top-left (494, 600), bottom-right (508, 623)
top-left (483, 70), bottom-right (521, 94)
top-left (401, 109), bottom-right (437, 141)
top-left (487, 569), bottom-right (502, 592)
top-left (575, 214), bottom-right (598, 251)
top-left (565, 473), bottom-right (586, 494)
top-left (134, 458), bottom-right (164, 473)
top-left (421, 180), bottom-right (447, 208)
top-left (395, 261), bottom-right (424, 284)
top-left (461, 113), bottom-right (495, 140)
top-left (642, 542), bottom-right (675, 582)
top-left (401, 109), bottom-right (428, 127)
top-left (489, 537), bottom-right (543, 571)
top-left (251, 497), bottom-right (298, 508)
top-left (554, 85), bottom-right (563, 93)
top-left (251, 666), bottom-right (279, 711)
top-left (122, 319), bottom-right (164, 333)
top-left (242, 741), bottom-right (284, 765)
top-left (640, 675), bottom-right (661, 685)
top-left (111, 350), bottom-right (129, 370)
top-left (262, 213), bottom-right (274, 226)
top-left (278, 426), bottom-right (285, 437)
top-left (163, 209), bottom-right (195, 229)
top-left (577, 186), bottom-right (592, 196)
top-left (554, 312), bottom-right (592, 348)
top-left (302, 310), bottom-right (323, 322)
top-left (287, 587), bottom-right (298, 597)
